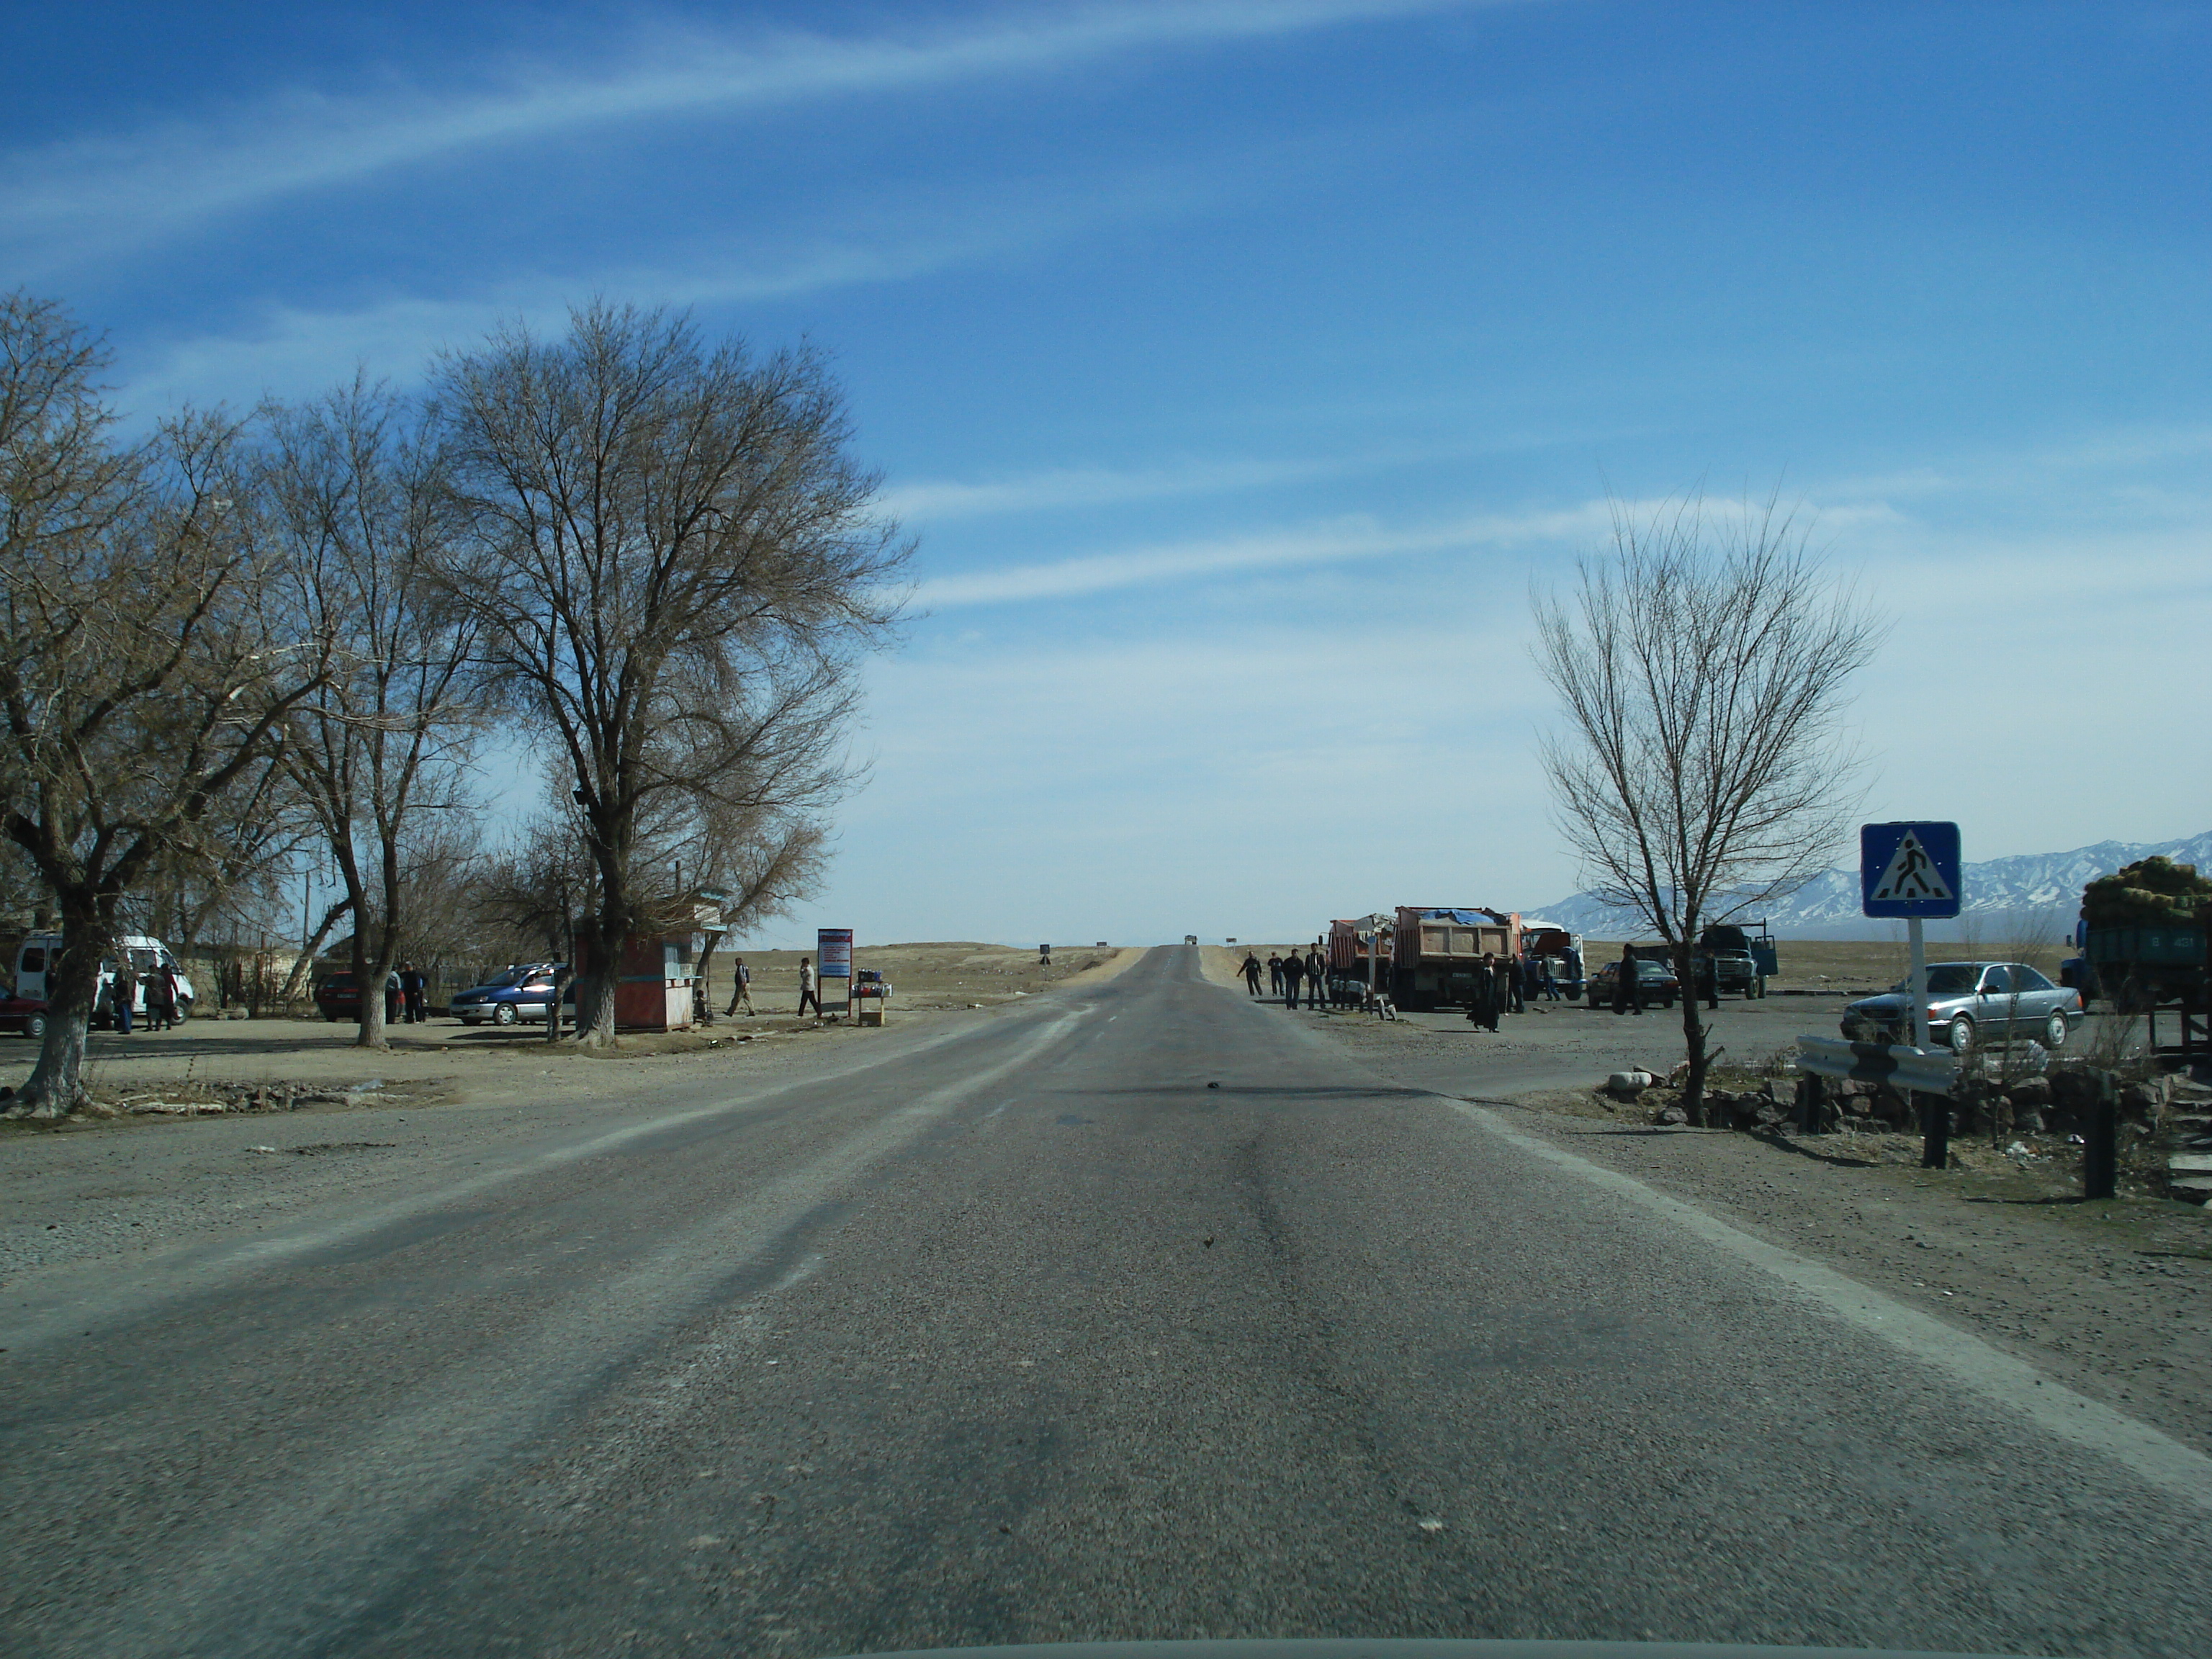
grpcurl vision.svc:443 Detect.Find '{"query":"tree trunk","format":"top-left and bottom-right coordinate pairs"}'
top-left (8, 894), bottom-right (107, 1120)
top-left (1674, 937), bottom-right (1710, 1125)
top-left (574, 846), bottom-right (629, 1048)
top-left (278, 895), bottom-right (354, 1006)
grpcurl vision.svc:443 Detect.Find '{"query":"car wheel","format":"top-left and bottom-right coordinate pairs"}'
top-left (493, 1002), bottom-right (518, 1027)
top-left (1948, 1013), bottom-right (1975, 1053)
top-left (2044, 1010), bottom-right (2069, 1048)
top-left (26, 1012), bottom-right (46, 1040)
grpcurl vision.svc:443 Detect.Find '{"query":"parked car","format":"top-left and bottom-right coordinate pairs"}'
top-left (449, 963), bottom-right (564, 1026)
top-left (1840, 961), bottom-right (2083, 1051)
top-left (1587, 958), bottom-right (1680, 1008)
top-left (310, 973), bottom-right (400, 1026)
top-left (0, 992), bottom-right (50, 1040)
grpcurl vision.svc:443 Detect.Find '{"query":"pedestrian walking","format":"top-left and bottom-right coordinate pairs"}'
top-left (1563, 943), bottom-right (1583, 998)
top-left (110, 958), bottom-right (138, 1034)
top-left (1241, 952), bottom-right (1264, 996)
top-left (725, 956), bottom-right (755, 1016)
top-left (1506, 953), bottom-right (1527, 1015)
top-left (797, 956), bottom-right (822, 1017)
top-left (1281, 951), bottom-right (1306, 1010)
top-left (1537, 956), bottom-right (1559, 1001)
top-left (1267, 953), bottom-right (1285, 996)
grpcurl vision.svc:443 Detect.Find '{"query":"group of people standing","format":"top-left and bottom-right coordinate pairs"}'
top-left (102, 956), bottom-right (183, 1035)
top-left (104, 957), bottom-right (184, 1033)
top-left (1241, 948), bottom-right (1333, 1010)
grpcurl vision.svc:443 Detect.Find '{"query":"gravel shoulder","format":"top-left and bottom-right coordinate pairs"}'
top-left (1286, 995), bottom-right (2212, 1460)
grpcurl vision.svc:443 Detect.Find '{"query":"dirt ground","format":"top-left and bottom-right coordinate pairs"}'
top-left (0, 942), bottom-right (1136, 1112)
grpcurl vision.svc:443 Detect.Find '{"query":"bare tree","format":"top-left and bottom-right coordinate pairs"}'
top-left (261, 379), bottom-right (484, 1048)
top-left (435, 302), bottom-right (907, 1045)
top-left (1533, 494), bottom-right (1884, 1123)
top-left (0, 297), bottom-right (330, 1115)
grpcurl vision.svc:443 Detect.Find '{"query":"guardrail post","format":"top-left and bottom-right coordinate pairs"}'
top-left (1918, 1092), bottom-right (1951, 1169)
top-left (2083, 1069), bottom-right (2118, 1201)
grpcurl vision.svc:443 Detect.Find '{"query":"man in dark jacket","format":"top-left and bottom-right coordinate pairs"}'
top-left (1467, 955), bottom-right (1501, 1030)
top-left (1613, 944), bottom-right (1643, 1015)
top-left (1506, 953), bottom-right (1527, 1014)
top-left (1305, 948), bottom-right (1328, 1008)
top-left (1281, 951), bottom-right (1305, 1010)
top-left (111, 959), bottom-right (138, 1034)
top-left (1241, 953), bottom-right (1264, 997)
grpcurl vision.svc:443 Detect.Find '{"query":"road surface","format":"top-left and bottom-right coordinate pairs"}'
top-left (3, 947), bottom-right (2208, 1656)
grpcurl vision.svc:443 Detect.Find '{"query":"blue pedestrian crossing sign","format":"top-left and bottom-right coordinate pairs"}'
top-left (1860, 822), bottom-right (1961, 919)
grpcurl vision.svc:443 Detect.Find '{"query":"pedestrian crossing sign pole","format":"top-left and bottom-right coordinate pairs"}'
top-left (1860, 822), bottom-right (1962, 1055)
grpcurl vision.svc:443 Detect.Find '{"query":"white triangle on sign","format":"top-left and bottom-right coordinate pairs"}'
top-left (1870, 830), bottom-right (1954, 903)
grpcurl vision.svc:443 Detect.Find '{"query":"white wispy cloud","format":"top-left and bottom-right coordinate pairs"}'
top-left (912, 503), bottom-right (1616, 607)
top-left (907, 494), bottom-right (1921, 609)
top-left (4, 0), bottom-right (1498, 271)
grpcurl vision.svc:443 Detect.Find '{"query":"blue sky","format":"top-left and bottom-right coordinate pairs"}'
top-left (9, 1), bottom-right (2211, 945)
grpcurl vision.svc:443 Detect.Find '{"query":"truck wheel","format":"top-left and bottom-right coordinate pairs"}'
top-left (2044, 1010), bottom-right (2069, 1048)
top-left (1753, 978), bottom-right (1766, 999)
top-left (1947, 1014), bottom-right (1975, 1053)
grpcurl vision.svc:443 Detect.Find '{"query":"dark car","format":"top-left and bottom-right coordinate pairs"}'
top-left (450, 963), bottom-right (564, 1026)
top-left (313, 970), bottom-right (405, 1022)
top-left (1587, 958), bottom-right (1680, 1008)
top-left (0, 992), bottom-right (50, 1040)
top-left (1841, 960), bottom-right (2083, 1051)
top-left (314, 971), bottom-right (363, 1021)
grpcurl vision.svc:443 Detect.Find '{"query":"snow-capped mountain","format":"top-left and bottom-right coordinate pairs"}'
top-left (1532, 830), bottom-right (2212, 940)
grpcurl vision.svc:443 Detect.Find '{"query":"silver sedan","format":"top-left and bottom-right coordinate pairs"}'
top-left (1840, 960), bottom-right (2084, 1052)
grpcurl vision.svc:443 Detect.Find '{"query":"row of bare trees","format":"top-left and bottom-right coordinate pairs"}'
top-left (0, 293), bottom-right (907, 1116)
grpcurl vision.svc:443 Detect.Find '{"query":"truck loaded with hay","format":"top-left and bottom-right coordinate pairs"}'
top-left (2080, 855), bottom-right (2210, 1054)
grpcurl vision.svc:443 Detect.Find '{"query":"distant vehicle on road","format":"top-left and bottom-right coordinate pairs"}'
top-left (1840, 960), bottom-right (2082, 1051)
top-left (450, 963), bottom-right (564, 1026)
top-left (0, 992), bottom-right (49, 1040)
top-left (1701, 948), bottom-right (1766, 999)
top-left (1519, 922), bottom-right (1584, 999)
top-left (1588, 957), bottom-right (1679, 1008)
top-left (1699, 920), bottom-right (1779, 979)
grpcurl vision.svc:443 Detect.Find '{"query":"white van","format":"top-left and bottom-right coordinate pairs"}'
top-left (12, 933), bottom-right (197, 1026)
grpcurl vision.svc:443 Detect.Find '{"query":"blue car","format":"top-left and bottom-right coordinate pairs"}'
top-left (449, 963), bottom-right (564, 1026)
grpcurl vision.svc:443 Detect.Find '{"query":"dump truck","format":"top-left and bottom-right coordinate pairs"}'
top-left (2080, 855), bottom-right (2209, 1054)
top-left (1390, 907), bottom-right (1520, 1011)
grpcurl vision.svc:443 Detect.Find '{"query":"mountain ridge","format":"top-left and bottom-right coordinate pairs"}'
top-left (1531, 830), bottom-right (2212, 940)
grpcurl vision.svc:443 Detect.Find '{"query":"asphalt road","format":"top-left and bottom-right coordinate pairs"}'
top-left (4, 947), bottom-right (2208, 1658)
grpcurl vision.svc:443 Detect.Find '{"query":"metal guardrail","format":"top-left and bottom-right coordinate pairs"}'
top-left (1795, 1035), bottom-right (1959, 1097)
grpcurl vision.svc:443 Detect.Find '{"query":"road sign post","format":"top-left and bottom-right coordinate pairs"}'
top-left (1861, 822), bottom-right (1963, 1168)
